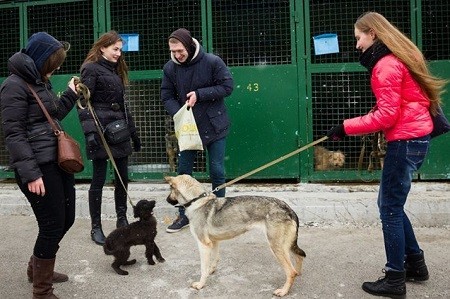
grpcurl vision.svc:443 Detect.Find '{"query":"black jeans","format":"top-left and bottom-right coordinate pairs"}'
top-left (16, 163), bottom-right (76, 259)
top-left (90, 157), bottom-right (128, 192)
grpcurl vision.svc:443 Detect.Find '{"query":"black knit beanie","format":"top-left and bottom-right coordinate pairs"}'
top-left (24, 32), bottom-right (69, 72)
top-left (169, 28), bottom-right (192, 49)
top-left (169, 28), bottom-right (196, 61)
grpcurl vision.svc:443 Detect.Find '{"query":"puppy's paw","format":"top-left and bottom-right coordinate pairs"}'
top-left (147, 259), bottom-right (156, 265)
top-left (191, 281), bottom-right (204, 290)
top-left (124, 259), bottom-right (136, 265)
top-left (112, 264), bottom-right (129, 275)
top-left (273, 288), bottom-right (288, 297)
top-left (157, 257), bottom-right (166, 263)
top-left (114, 269), bottom-right (128, 275)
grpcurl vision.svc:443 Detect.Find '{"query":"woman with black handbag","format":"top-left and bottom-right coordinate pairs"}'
top-left (77, 31), bottom-right (141, 245)
top-left (0, 32), bottom-right (78, 298)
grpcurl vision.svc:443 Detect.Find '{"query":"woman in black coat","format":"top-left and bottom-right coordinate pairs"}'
top-left (0, 32), bottom-right (78, 298)
top-left (77, 31), bottom-right (141, 245)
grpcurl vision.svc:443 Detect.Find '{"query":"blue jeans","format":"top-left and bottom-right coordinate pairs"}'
top-left (377, 135), bottom-right (430, 271)
top-left (177, 137), bottom-right (226, 213)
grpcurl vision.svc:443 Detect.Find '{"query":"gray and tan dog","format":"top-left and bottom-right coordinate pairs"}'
top-left (165, 175), bottom-right (306, 297)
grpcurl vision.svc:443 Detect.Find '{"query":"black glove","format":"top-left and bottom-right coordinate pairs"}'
top-left (326, 124), bottom-right (346, 141)
top-left (86, 133), bottom-right (100, 149)
top-left (132, 134), bottom-right (142, 152)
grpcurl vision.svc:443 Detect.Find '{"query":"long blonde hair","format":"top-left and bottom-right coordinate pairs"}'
top-left (82, 31), bottom-right (129, 85)
top-left (355, 12), bottom-right (447, 115)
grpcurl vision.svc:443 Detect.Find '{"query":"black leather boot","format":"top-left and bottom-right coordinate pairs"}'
top-left (89, 189), bottom-right (106, 245)
top-left (115, 185), bottom-right (129, 228)
top-left (362, 270), bottom-right (406, 298)
top-left (405, 250), bottom-right (429, 281)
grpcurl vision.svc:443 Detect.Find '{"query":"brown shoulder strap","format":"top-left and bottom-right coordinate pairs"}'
top-left (26, 83), bottom-right (59, 134)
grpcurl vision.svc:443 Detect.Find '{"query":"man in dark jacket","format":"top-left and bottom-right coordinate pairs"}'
top-left (161, 28), bottom-right (234, 232)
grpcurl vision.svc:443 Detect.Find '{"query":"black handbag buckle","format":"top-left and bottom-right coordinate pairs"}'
top-left (111, 103), bottom-right (121, 111)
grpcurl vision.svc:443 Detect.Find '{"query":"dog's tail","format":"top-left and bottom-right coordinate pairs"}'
top-left (291, 218), bottom-right (306, 258)
top-left (291, 237), bottom-right (306, 276)
top-left (291, 242), bottom-right (306, 258)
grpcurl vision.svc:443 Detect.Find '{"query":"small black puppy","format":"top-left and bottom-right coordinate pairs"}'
top-left (103, 200), bottom-right (165, 275)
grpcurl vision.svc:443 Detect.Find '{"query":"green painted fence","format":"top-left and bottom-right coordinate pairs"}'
top-left (0, 0), bottom-right (448, 182)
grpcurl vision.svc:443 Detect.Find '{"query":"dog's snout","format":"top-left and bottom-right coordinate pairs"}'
top-left (166, 194), bottom-right (179, 206)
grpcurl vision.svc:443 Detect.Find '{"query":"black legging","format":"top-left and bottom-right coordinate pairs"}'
top-left (90, 157), bottom-right (128, 192)
top-left (16, 163), bottom-right (76, 259)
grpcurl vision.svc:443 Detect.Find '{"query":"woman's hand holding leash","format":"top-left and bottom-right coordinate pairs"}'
top-left (327, 124), bottom-right (346, 141)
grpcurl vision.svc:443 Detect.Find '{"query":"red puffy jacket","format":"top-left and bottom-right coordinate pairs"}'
top-left (344, 54), bottom-right (433, 141)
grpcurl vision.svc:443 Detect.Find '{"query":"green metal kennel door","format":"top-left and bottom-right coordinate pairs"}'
top-left (0, 0), bottom-right (95, 179)
top-left (416, 0), bottom-right (450, 179)
top-left (305, 0), bottom-right (450, 181)
top-left (211, 0), bottom-right (303, 179)
top-left (1, 0), bottom-right (448, 182)
top-left (113, 0), bottom-right (305, 180)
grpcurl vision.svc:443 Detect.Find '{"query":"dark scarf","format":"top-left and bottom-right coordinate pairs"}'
top-left (182, 43), bottom-right (196, 65)
top-left (359, 41), bottom-right (392, 73)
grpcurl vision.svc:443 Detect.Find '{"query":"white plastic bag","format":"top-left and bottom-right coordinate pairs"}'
top-left (173, 103), bottom-right (204, 151)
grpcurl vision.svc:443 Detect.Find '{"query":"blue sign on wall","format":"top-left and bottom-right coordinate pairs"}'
top-left (313, 33), bottom-right (339, 55)
top-left (120, 33), bottom-right (139, 52)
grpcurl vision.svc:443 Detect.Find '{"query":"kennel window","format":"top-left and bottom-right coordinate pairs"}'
top-left (110, 0), bottom-right (202, 71)
top-left (311, 72), bottom-right (384, 171)
top-left (211, 0), bottom-right (292, 66)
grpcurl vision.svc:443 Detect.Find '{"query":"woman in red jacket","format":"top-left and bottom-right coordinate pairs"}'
top-left (327, 12), bottom-right (447, 298)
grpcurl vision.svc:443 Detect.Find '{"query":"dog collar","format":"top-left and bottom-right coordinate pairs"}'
top-left (183, 192), bottom-right (209, 208)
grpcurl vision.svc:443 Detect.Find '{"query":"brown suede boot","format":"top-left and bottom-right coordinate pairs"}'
top-left (27, 256), bottom-right (68, 283)
top-left (32, 256), bottom-right (59, 299)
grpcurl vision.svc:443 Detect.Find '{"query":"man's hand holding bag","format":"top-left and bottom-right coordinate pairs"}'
top-left (173, 103), bottom-right (204, 151)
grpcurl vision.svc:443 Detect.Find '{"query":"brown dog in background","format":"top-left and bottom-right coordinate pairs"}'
top-left (314, 145), bottom-right (345, 170)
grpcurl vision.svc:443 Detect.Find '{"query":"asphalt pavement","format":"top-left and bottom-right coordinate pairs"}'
top-left (1, 180), bottom-right (449, 298)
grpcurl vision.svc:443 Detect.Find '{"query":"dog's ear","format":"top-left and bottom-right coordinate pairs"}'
top-left (164, 176), bottom-right (173, 182)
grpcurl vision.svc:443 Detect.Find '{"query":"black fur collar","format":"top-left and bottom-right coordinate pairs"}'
top-left (359, 41), bottom-right (392, 73)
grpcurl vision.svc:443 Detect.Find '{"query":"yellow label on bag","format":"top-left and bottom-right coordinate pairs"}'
top-left (173, 103), bottom-right (204, 151)
top-left (178, 123), bottom-right (198, 134)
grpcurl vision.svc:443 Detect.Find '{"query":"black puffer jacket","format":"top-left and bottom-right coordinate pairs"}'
top-left (78, 57), bottom-right (137, 160)
top-left (0, 51), bottom-right (78, 184)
